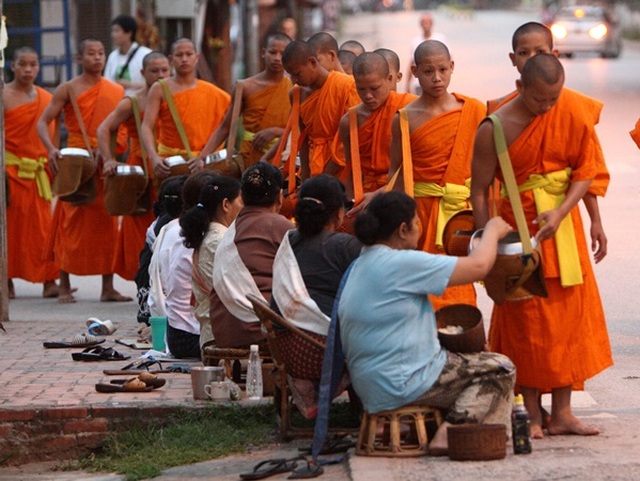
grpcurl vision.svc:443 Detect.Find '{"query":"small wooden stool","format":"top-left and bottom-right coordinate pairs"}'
top-left (356, 405), bottom-right (443, 457)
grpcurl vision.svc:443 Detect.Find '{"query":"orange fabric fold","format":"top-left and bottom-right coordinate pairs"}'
top-left (238, 77), bottom-right (292, 167)
top-left (299, 71), bottom-right (360, 176)
top-left (631, 117), bottom-right (640, 149)
top-left (488, 95), bottom-right (612, 390)
top-left (53, 79), bottom-right (124, 275)
top-left (5, 87), bottom-right (59, 282)
top-left (157, 80), bottom-right (231, 152)
top-left (408, 93), bottom-right (486, 311)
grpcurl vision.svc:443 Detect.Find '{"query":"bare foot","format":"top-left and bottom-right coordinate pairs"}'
top-left (547, 415), bottom-right (600, 436)
top-left (57, 292), bottom-right (77, 304)
top-left (540, 405), bottom-right (552, 430)
top-left (530, 421), bottom-right (544, 439)
top-left (43, 283), bottom-right (78, 299)
top-left (428, 421), bottom-right (450, 456)
top-left (101, 290), bottom-right (133, 302)
top-left (8, 280), bottom-right (15, 299)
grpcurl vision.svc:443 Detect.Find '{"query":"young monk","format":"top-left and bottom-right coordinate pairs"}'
top-left (339, 52), bottom-right (416, 199)
top-left (339, 39), bottom-right (365, 57)
top-left (487, 22), bottom-right (609, 264)
top-left (338, 49), bottom-right (356, 75)
top-left (96, 52), bottom-right (171, 281)
top-left (37, 39), bottom-right (131, 303)
top-left (389, 40), bottom-right (485, 311)
top-left (5, 47), bottom-right (59, 299)
top-left (280, 40), bottom-right (360, 179)
top-left (307, 32), bottom-right (345, 73)
top-left (196, 33), bottom-right (292, 172)
top-left (373, 48), bottom-right (404, 91)
top-left (141, 38), bottom-right (231, 182)
top-left (471, 53), bottom-right (612, 439)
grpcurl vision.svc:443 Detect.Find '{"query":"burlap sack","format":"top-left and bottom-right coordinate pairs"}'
top-left (104, 171), bottom-right (149, 216)
top-left (53, 149), bottom-right (97, 206)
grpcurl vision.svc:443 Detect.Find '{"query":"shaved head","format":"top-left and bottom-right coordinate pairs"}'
top-left (265, 32), bottom-right (292, 47)
top-left (308, 32), bottom-right (339, 54)
top-left (521, 53), bottom-right (564, 88)
top-left (340, 39), bottom-right (365, 56)
top-left (13, 46), bottom-right (37, 62)
top-left (374, 48), bottom-right (400, 73)
top-left (79, 38), bottom-right (104, 55)
top-left (171, 38), bottom-right (197, 54)
top-left (339, 50), bottom-right (356, 74)
top-left (353, 51), bottom-right (389, 78)
top-left (282, 40), bottom-right (316, 66)
top-left (142, 51), bottom-right (168, 68)
top-left (414, 40), bottom-right (450, 64)
top-left (512, 22), bottom-right (553, 52)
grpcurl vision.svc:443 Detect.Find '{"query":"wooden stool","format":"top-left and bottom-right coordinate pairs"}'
top-left (356, 405), bottom-right (443, 457)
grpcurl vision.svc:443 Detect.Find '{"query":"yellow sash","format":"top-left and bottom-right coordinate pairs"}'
top-left (501, 167), bottom-right (582, 286)
top-left (5, 151), bottom-right (52, 201)
top-left (414, 179), bottom-right (471, 249)
top-left (241, 131), bottom-right (279, 153)
top-left (158, 144), bottom-right (200, 158)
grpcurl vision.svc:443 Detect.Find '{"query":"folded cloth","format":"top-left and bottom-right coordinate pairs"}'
top-left (87, 317), bottom-right (117, 335)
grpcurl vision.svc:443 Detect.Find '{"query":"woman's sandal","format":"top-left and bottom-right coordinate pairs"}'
top-left (102, 359), bottom-right (164, 375)
top-left (95, 372), bottom-right (166, 393)
top-left (72, 346), bottom-right (131, 362)
top-left (239, 457), bottom-right (303, 480)
top-left (44, 333), bottom-right (105, 349)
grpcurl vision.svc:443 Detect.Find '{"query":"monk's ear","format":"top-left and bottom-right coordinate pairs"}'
top-left (552, 48), bottom-right (560, 58)
top-left (308, 56), bottom-right (317, 68)
top-left (410, 64), bottom-right (418, 78)
top-left (386, 73), bottom-right (394, 85)
top-left (396, 72), bottom-right (403, 83)
top-left (449, 60), bottom-right (455, 72)
top-left (509, 52), bottom-right (516, 66)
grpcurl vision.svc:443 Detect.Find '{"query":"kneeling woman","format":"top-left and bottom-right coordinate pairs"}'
top-left (339, 192), bottom-right (516, 454)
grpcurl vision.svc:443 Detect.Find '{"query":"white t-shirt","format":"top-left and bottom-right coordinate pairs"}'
top-left (104, 42), bottom-right (152, 96)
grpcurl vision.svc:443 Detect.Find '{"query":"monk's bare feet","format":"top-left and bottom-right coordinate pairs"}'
top-left (530, 421), bottom-right (544, 439)
top-left (428, 421), bottom-right (450, 456)
top-left (547, 415), bottom-right (600, 436)
top-left (540, 405), bottom-right (552, 430)
top-left (43, 281), bottom-right (60, 298)
top-left (100, 290), bottom-right (132, 302)
top-left (8, 280), bottom-right (15, 299)
top-left (57, 289), bottom-right (77, 304)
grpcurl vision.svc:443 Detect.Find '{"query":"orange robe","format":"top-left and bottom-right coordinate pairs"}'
top-left (157, 80), bottom-right (231, 154)
top-left (238, 77), bottom-right (292, 168)
top-left (487, 88), bottom-right (609, 197)
top-left (409, 93), bottom-right (485, 311)
top-left (5, 87), bottom-right (58, 283)
top-left (299, 71), bottom-right (360, 176)
top-left (488, 101), bottom-right (612, 391)
top-left (629, 118), bottom-right (640, 149)
top-left (358, 91), bottom-right (416, 191)
top-left (111, 111), bottom-right (157, 281)
top-left (52, 79), bottom-right (124, 275)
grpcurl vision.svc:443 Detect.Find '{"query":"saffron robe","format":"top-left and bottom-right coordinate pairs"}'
top-left (488, 101), bottom-right (613, 391)
top-left (629, 118), bottom-right (640, 149)
top-left (238, 77), bottom-right (292, 168)
top-left (157, 80), bottom-right (231, 154)
top-left (358, 92), bottom-right (417, 191)
top-left (112, 111), bottom-right (157, 280)
top-left (5, 87), bottom-right (58, 282)
top-left (52, 79), bottom-right (124, 275)
top-left (299, 71), bottom-right (360, 176)
top-left (487, 88), bottom-right (609, 197)
top-left (409, 93), bottom-right (485, 311)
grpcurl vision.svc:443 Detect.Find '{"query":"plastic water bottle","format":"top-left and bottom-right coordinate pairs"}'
top-left (246, 344), bottom-right (263, 400)
top-left (512, 394), bottom-right (532, 454)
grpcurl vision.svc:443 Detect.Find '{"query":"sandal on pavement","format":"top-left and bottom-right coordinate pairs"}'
top-left (239, 457), bottom-right (301, 480)
top-left (72, 346), bottom-right (130, 362)
top-left (86, 317), bottom-right (117, 335)
top-left (288, 460), bottom-right (324, 479)
top-left (110, 372), bottom-right (166, 389)
top-left (44, 333), bottom-right (105, 349)
top-left (102, 359), bottom-right (164, 375)
top-left (95, 377), bottom-right (153, 393)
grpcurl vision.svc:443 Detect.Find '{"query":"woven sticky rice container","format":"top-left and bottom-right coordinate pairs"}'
top-left (436, 304), bottom-right (486, 353)
top-left (447, 424), bottom-right (507, 461)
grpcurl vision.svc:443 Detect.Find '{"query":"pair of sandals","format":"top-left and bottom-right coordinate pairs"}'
top-left (102, 359), bottom-right (191, 375)
top-left (95, 371), bottom-right (166, 393)
top-left (72, 345), bottom-right (130, 362)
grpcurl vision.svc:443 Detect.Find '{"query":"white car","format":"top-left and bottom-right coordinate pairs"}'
top-left (550, 5), bottom-right (622, 58)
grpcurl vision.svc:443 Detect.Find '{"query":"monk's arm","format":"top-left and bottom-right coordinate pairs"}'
top-left (535, 178), bottom-right (592, 242)
top-left (299, 136), bottom-right (310, 181)
top-left (582, 192), bottom-right (607, 263)
top-left (470, 121), bottom-right (498, 229)
top-left (388, 114), bottom-right (404, 191)
top-left (96, 98), bottom-right (133, 175)
top-left (36, 83), bottom-right (68, 174)
top-left (141, 83), bottom-right (170, 178)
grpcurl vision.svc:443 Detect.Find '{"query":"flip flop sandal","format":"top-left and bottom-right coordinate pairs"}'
top-left (72, 346), bottom-right (131, 362)
top-left (239, 457), bottom-right (301, 480)
top-left (110, 372), bottom-right (166, 389)
top-left (44, 333), bottom-right (105, 349)
top-left (288, 460), bottom-right (324, 479)
top-left (86, 317), bottom-right (118, 335)
top-left (102, 359), bottom-right (165, 375)
top-left (95, 377), bottom-right (154, 393)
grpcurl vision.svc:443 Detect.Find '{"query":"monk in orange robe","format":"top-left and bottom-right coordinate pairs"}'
top-left (389, 41), bottom-right (485, 311)
top-left (198, 33), bottom-right (292, 171)
top-left (141, 38), bottom-right (231, 181)
top-left (487, 22), bottom-right (609, 264)
top-left (37, 39), bottom-right (131, 303)
top-left (97, 52), bottom-right (171, 281)
top-left (471, 54), bottom-right (612, 439)
top-left (5, 47), bottom-right (59, 298)
top-left (281, 40), bottom-right (360, 179)
top-left (339, 51), bottom-right (416, 204)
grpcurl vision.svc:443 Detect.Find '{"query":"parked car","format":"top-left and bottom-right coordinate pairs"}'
top-left (550, 5), bottom-right (622, 58)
